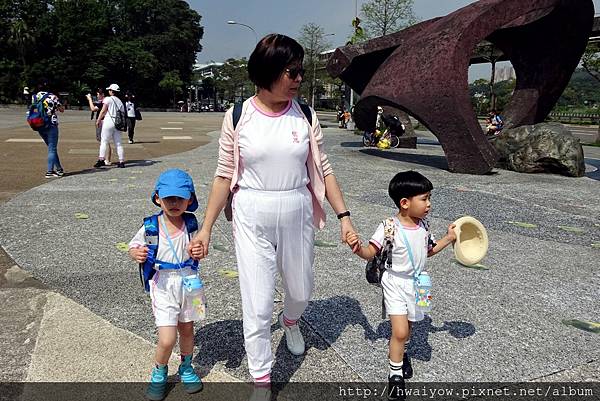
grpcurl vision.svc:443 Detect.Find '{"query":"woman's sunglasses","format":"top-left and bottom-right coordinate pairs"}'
top-left (285, 67), bottom-right (306, 79)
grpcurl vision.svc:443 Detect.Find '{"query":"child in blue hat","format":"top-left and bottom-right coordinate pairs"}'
top-left (128, 168), bottom-right (205, 400)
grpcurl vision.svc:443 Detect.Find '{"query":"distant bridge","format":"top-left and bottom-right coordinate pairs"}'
top-left (470, 15), bottom-right (600, 64)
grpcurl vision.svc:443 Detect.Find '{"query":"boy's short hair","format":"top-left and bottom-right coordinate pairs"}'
top-left (388, 171), bottom-right (433, 208)
top-left (248, 33), bottom-right (304, 91)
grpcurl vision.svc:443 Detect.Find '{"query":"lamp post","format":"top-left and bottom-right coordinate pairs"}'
top-left (311, 33), bottom-right (335, 109)
top-left (227, 20), bottom-right (258, 43)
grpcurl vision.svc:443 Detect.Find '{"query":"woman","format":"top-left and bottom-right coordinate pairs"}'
top-left (189, 34), bottom-right (358, 386)
top-left (33, 79), bottom-right (65, 178)
top-left (94, 83), bottom-right (125, 168)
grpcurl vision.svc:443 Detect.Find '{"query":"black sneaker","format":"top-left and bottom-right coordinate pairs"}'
top-left (54, 169), bottom-right (64, 177)
top-left (117, 162), bottom-right (125, 168)
top-left (388, 375), bottom-right (406, 401)
top-left (45, 171), bottom-right (55, 179)
top-left (402, 352), bottom-right (413, 379)
top-left (93, 160), bottom-right (105, 168)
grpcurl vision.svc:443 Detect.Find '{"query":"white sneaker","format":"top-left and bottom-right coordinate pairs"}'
top-left (104, 160), bottom-right (111, 166)
top-left (278, 312), bottom-right (305, 356)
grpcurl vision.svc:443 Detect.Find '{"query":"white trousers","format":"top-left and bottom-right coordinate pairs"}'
top-left (99, 118), bottom-right (124, 161)
top-left (233, 186), bottom-right (315, 378)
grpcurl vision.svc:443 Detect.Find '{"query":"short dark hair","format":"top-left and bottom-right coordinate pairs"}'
top-left (248, 34), bottom-right (304, 90)
top-left (388, 171), bottom-right (433, 208)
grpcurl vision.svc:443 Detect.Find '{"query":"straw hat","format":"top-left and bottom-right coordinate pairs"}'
top-left (452, 216), bottom-right (488, 266)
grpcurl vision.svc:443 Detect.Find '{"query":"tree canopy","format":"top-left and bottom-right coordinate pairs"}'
top-left (0, 0), bottom-right (203, 106)
top-left (360, 0), bottom-right (418, 38)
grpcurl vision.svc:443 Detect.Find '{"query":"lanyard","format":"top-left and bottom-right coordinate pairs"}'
top-left (160, 215), bottom-right (183, 267)
top-left (395, 219), bottom-right (423, 279)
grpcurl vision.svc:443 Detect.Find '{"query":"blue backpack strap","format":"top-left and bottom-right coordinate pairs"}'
top-left (182, 213), bottom-right (199, 271)
top-left (299, 103), bottom-right (313, 126)
top-left (232, 103), bottom-right (243, 129)
top-left (140, 213), bottom-right (160, 292)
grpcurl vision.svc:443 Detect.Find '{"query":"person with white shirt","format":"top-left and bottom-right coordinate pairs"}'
top-left (125, 93), bottom-right (137, 144)
top-left (94, 83), bottom-right (125, 168)
top-left (188, 34), bottom-right (359, 397)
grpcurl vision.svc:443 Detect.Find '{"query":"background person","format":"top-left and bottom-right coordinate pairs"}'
top-left (188, 33), bottom-right (359, 394)
top-left (125, 93), bottom-right (137, 144)
top-left (94, 83), bottom-right (125, 168)
top-left (32, 79), bottom-right (65, 178)
top-left (86, 88), bottom-right (113, 165)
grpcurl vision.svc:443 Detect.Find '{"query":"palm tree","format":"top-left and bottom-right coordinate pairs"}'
top-left (8, 19), bottom-right (34, 77)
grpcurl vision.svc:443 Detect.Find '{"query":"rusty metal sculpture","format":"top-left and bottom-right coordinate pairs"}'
top-left (327, 0), bottom-right (594, 174)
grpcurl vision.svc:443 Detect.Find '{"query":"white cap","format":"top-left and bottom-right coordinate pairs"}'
top-left (106, 83), bottom-right (120, 92)
top-left (452, 216), bottom-right (489, 266)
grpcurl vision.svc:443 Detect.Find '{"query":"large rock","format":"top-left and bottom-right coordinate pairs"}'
top-left (490, 123), bottom-right (585, 177)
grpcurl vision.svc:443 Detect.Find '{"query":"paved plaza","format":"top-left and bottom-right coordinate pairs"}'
top-left (0, 108), bottom-right (598, 400)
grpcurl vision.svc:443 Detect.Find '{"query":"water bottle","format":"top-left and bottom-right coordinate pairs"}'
top-left (415, 271), bottom-right (432, 313)
top-left (182, 275), bottom-right (206, 321)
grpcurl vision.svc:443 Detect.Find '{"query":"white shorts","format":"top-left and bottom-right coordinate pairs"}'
top-left (381, 270), bottom-right (424, 322)
top-left (149, 267), bottom-right (203, 327)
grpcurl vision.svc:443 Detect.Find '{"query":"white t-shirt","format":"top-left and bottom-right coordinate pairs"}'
top-left (369, 217), bottom-right (435, 277)
top-left (237, 98), bottom-right (310, 191)
top-left (128, 217), bottom-right (196, 269)
top-left (126, 101), bottom-right (136, 118)
top-left (104, 96), bottom-right (124, 118)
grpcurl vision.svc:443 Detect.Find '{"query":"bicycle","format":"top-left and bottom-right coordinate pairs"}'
top-left (362, 128), bottom-right (400, 148)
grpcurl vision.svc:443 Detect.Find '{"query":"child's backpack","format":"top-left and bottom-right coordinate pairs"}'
top-left (139, 212), bottom-right (199, 292)
top-left (365, 218), bottom-right (395, 285)
top-left (26, 93), bottom-right (51, 131)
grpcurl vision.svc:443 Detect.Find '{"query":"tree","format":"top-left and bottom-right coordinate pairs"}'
top-left (0, 0), bottom-right (203, 106)
top-left (581, 42), bottom-right (600, 143)
top-left (159, 70), bottom-right (183, 108)
top-left (217, 58), bottom-right (253, 103)
top-left (297, 23), bottom-right (333, 107)
top-left (360, 0), bottom-right (418, 38)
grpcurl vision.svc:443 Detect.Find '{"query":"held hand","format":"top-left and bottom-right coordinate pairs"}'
top-left (129, 246), bottom-right (148, 263)
top-left (188, 229), bottom-right (211, 260)
top-left (95, 119), bottom-right (101, 128)
top-left (345, 231), bottom-right (362, 253)
top-left (340, 217), bottom-right (360, 253)
top-left (447, 223), bottom-right (457, 242)
top-left (189, 242), bottom-right (204, 260)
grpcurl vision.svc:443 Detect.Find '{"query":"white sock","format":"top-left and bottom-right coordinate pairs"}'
top-left (389, 359), bottom-right (403, 378)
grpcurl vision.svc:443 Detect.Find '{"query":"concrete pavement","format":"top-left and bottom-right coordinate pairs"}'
top-left (0, 108), bottom-right (599, 400)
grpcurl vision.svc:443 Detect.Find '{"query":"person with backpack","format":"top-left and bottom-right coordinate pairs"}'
top-left (128, 169), bottom-right (205, 401)
top-left (86, 89), bottom-right (114, 165)
top-left (187, 34), bottom-right (359, 400)
top-left (30, 79), bottom-right (65, 178)
top-left (94, 83), bottom-right (126, 168)
top-left (346, 171), bottom-right (456, 400)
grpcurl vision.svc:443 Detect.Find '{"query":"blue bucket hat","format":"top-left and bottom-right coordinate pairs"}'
top-left (152, 169), bottom-right (198, 212)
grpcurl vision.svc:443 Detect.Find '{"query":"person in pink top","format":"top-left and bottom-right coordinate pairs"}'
top-left (189, 34), bottom-right (358, 394)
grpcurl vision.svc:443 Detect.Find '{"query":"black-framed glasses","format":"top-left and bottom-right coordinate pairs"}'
top-left (285, 67), bottom-right (305, 79)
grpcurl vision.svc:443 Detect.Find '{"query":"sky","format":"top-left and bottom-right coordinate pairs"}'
top-left (189, 0), bottom-right (600, 82)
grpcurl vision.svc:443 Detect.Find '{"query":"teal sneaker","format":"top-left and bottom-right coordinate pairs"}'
top-left (178, 355), bottom-right (203, 394)
top-left (146, 365), bottom-right (168, 401)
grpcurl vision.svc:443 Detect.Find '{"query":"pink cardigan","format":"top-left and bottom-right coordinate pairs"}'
top-left (215, 98), bottom-right (333, 229)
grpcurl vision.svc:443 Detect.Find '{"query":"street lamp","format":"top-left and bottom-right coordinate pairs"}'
top-left (311, 33), bottom-right (335, 109)
top-left (227, 20), bottom-right (258, 43)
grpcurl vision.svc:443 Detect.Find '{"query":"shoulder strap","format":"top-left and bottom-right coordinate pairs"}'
top-left (299, 103), bottom-right (312, 126)
top-left (383, 218), bottom-right (395, 242)
top-left (34, 93), bottom-right (50, 106)
top-left (233, 103), bottom-right (243, 129)
top-left (182, 213), bottom-right (198, 238)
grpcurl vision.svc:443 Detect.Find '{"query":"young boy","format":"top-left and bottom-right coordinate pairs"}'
top-left (346, 171), bottom-right (456, 400)
top-left (128, 169), bottom-right (205, 401)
